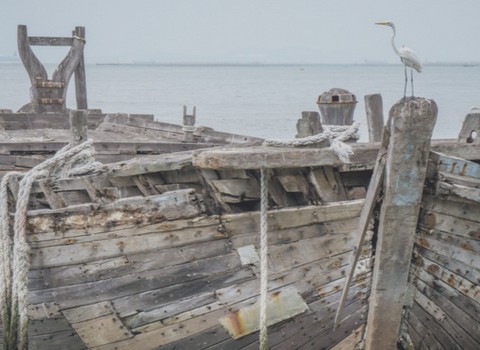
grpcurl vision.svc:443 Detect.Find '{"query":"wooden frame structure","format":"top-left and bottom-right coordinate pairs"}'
top-left (17, 25), bottom-right (87, 113)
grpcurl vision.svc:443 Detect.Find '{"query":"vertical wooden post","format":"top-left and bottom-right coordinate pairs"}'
top-left (458, 107), bottom-right (480, 144)
top-left (74, 26), bottom-right (88, 110)
top-left (69, 110), bottom-right (88, 145)
top-left (364, 94), bottom-right (384, 143)
top-left (295, 111), bottom-right (323, 138)
top-left (183, 106), bottom-right (196, 142)
top-left (365, 98), bottom-right (437, 350)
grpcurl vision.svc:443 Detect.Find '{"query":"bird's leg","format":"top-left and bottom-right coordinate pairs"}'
top-left (411, 68), bottom-right (414, 97)
top-left (404, 65), bottom-right (407, 99)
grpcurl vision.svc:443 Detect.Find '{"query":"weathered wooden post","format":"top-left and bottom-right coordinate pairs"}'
top-left (364, 93), bottom-right (384, 142)
top-left (73, 27), bottom-right (88, 110)
top-left (458, 107), bottom-right (480, 143)
top-left (182, 106), bottom-right (196, 142)
top-left (69, 110), bottom-right (88, 146)
top-left (295, 111), bottom-right (323, 138)
top-left (365, 98), bottom-right (437, 350)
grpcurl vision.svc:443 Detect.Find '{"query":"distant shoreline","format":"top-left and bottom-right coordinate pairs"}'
top-left (1, 61), bottom-right (479, 67)
top-left (94, 62), bottom-right (480, 67)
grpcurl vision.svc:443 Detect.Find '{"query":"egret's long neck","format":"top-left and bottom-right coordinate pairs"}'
top-left (390, 25), bottom-right (400, 56)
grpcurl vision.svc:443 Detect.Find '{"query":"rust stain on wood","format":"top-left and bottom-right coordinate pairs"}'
top-left (418, 238), bottom-right (430, 248)
top-left (426, 264), bottom-right (440, 274)
top-left (424, 212), bottom-right (436, 230)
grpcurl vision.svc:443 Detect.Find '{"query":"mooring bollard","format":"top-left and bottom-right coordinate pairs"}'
top-left (316, 88), bottom-right (357, 126)
top-left (365, 97), bottom-right (437, 350)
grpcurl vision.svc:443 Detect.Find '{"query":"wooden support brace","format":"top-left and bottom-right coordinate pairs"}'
top-left (334, 120), bottom-right (390, 328)
top-left (365, 97), bottom-right (437, 350)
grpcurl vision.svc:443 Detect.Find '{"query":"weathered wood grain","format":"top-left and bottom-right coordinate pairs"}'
top-left (364, 94), bottom-right (384, 143)
top-left (366, 97), bottom-right (437, 350)
top-left (192, 140), bottom-right (480, 171)
top-left (458, 108), bottom-right (480, 144)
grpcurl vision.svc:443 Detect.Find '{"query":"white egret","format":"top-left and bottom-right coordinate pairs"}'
top-left (376, 21), bottom-right (422, 98)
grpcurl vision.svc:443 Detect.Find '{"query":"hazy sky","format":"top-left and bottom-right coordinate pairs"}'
top-left (1, 0), bottom-right (479, 64)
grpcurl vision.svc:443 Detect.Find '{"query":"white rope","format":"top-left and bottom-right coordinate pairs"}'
top-left (263, 121), bottom-right (360, 163)
top-left (0, 139), bottom-right (100, 350)
top-left (259, 168), bottom-right (269, 350)
top-left (257, 122), bottom-right (359, 348)
top-left (0, 172), bottom-right (23, 349)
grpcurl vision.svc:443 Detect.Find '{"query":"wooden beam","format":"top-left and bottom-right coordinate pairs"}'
top-left (28, 37), bottom-right (74, 46)
top-left (334, 122), bottom-right (389, 328)
top-left (364, 94), bottom-right (384, 143)
top-left (365, 97), bottom-right (437, 350)
top-left (73, 27), bottom-right (88, 109)
top-left (192, 140), bottom-right (480, 170)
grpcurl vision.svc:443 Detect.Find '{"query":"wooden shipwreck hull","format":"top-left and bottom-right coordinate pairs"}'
top-left (2, 24), bottom-right (479, 350)
top-left (0, 101), bottom-right (479, 349)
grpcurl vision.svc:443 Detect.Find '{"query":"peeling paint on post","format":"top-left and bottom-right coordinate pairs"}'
top-left (365, 98), bottom-right (437, 350)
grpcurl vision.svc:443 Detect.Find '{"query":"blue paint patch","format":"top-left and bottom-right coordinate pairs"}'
top-left (392, 168), bottom-right (422, 205)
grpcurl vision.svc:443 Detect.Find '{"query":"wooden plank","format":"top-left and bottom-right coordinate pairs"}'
top-left (334, 122), bottom-right (389, 327)
top-left (309, 166), bottom-right (348, 202)
top-left (331, 325), bottom-right (365, 350)
top-left (422, 194), bottom-right (480, 224)
top-left (199, 169), bottom-right (232, 213)
top-left (412, 279), bottom-right (480, 349)
top-left (431, 151), bottom-right (480, 179)
top-left (365, 97), bottom-right (437, 350)
top-left (63, 301), bottom-right (115, 324)
top-left (210, 178), bottom-right (260, 203)
top-left (219, 286), bottom-right (308, 339)
top-left (73, 27), bottom-right (88, 109)
top-left (406, 301), bottom-right (459, 350)
top-left (413, 242), bottom-right (480, 286)
top-left (411, 261), bottom-right (480, 322)
top-left (38, 178), bottom-right (66, 209)
top-left (364, 94), bottom-right (384, 143)
top-left (71, 314), bottom-right (133, 347)
top-left (193, 140), bottom-right (480, 170)
top-left (28, 329), bottom-right (85, 350)
top-left (436, 180), bottom-right (480, 202)
top-left (402, 310), bottom-right (447, 350)
top-left (192, 144), bottom-right (377, 170)
top-left (27, 199), bottom-right (362, 244)
top-left (105, 151), bottom-right (193, 176)
top-left (28, 36), bottom-right (74, 46)
top-left (415, 234), bottom-right (480, 271)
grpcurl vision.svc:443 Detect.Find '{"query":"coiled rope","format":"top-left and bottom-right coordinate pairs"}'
top-left (258, 122), bottom-right (359, 349)
top-left (0, 139), bottom-right (100, 350)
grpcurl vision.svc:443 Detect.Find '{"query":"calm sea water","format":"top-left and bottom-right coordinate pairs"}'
top-left (1, 63), bottom-right (479, 140)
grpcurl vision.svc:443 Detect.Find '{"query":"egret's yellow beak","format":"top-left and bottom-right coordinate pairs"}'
top-left (375, 21), bottom-right (389, 26)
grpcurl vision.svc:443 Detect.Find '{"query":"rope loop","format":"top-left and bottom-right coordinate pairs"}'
top-left (0, 139), bottom-right (100, 350)
top-left (263, 121), bottom-right (360, 163)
